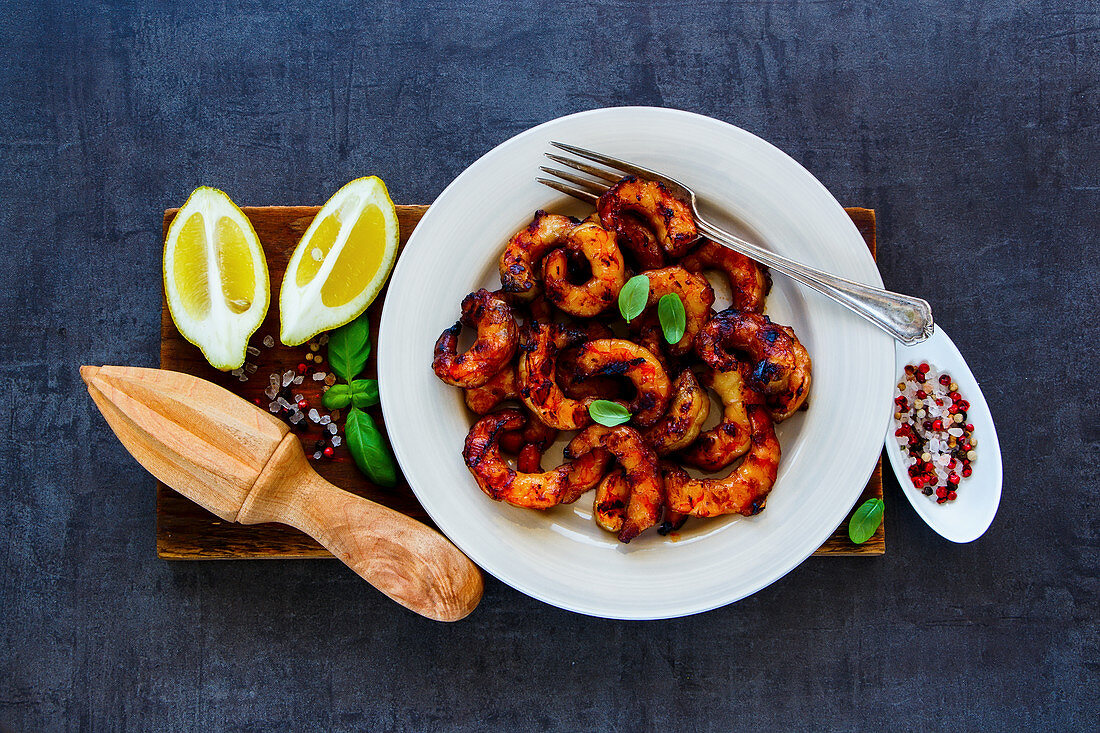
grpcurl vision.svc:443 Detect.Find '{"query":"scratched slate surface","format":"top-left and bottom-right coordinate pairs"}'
top-left (1, 0), bottom-right (1096, 730)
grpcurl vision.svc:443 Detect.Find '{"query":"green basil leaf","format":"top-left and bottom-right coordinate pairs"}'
top-left (658, 293), bottom-right (686, 344)
top-left (321, 383), bottom-right (351, 410)
top-left (345, 407), bottom-right (397, 487)
top-left (848, 497), bottom-right (885, 544)
top-left (327, 311), bottom-right (372, 382)
top-left (589, 399), bottom-right (631, 427)
top-left (351, 378), bottom-right (380, 408)
top-left (617, 274), bottom-right (650, 323)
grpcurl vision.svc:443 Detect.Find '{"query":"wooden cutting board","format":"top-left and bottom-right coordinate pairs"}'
top-left (158, 205), bottom-right (885, 558)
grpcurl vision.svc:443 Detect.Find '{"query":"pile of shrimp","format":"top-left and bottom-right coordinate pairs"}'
top-left (432, 176), bottom-right (812, 543)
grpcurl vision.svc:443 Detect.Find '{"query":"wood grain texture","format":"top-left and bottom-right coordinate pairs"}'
top-left (158, 205), bottom-right (884, 558)
top-left (84, 364), bottom-right (483, 621)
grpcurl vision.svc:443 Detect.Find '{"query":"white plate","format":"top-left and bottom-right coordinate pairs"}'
top-left (378, 107), bottom-right (894, 619)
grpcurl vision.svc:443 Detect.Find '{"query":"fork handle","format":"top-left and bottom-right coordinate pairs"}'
top-left (696, 218), bottom-right (933, 345)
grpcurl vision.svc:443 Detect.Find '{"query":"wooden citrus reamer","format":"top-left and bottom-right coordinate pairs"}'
top-left (81, 364), bottom-right (483, 622)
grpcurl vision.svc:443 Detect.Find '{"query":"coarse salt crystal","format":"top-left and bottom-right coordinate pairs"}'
top-left (948, 427), bottom-right (963, 437)
top-left (331, 435), bottom-right (342, 446)
top-left (293, 375), bottom-right (304, 385)
top-left (282, 370), bottom-right (295, 387)
top-left (264, 385), bottom-right (278, 399)
top-left (276, 397), bottom-right (292, 410)
top-left (288, 411), bottom-right (304, 424)
top-left (263, 335), bottom-right (275, 348)
top-left (308, 408), bottom-right (320, 423)
top-left (312, 372), bottom-right (327, 381)
top-left (313, 451), bottom-right (322, 460)
top-left (247, 345), bottom-right (260, 356)
top-left (319, 415), bottom-right (331, 425)
top-left (327, 423), bottom-right (338, 435)
top-left (268, 402), bottom-right (279, 413)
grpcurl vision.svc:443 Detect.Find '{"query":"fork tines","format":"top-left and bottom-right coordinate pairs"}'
top-left (537, 142), bottom-right (660, 205)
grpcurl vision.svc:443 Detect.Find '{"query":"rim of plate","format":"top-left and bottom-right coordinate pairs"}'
top-left (379, 107), bottom-right (894, 619)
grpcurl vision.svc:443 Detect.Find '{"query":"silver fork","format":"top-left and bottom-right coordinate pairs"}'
top-left (538, 142), bottom-right (933, 345)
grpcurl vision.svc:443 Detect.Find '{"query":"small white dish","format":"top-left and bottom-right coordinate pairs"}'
top-left (884, 325), bottom-right (1002, 543)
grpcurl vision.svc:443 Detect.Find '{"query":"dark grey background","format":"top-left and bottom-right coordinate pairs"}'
top-left (1, 0), bottom-right (1096, 730)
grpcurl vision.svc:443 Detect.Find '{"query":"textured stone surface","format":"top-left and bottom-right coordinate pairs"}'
top-left (1, 1), bottom-right (1096, 730)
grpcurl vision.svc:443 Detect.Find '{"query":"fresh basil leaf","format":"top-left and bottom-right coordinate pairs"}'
top-left (589, 399), bottom-right (631, 427)
top-left (345, 407), bottom-right (397, 487)
top-left (658, 293), bottom-right (686, 344)
top-left (321, 383), bottom-right (351, 410)
top-left (351, 378), bottom-right (379, 408)
top-left (327, 311), bottom-right (372, 382)
top-left (617, 275), bottom-right (650, 323)
top-left (848, 497), bottom-right (885, 544)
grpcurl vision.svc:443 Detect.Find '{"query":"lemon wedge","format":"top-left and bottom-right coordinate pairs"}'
top-left (163, 187), bottom-right (270, 370)
top-left (279, 177), bottom-right (399, 346)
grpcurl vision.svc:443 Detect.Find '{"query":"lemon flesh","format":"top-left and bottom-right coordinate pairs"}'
top-left (279, 177), bottom-right (399, 345)
top-left (163, 187), bottom-right (269, 370)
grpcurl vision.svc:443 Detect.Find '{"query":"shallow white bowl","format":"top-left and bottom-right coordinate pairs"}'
top-left (884, 325), bottom-right (1002, 542)
top-left (378, 107), bottom-right (894, 619)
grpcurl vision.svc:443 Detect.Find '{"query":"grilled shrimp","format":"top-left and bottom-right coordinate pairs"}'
top-left (464, 364), bottom-right (518, 414)
top-left (657, 461), bottom-right (689, 534)
top-left (433, 289), bottom-right (518, 388)
top-left (499, 407), bottom-right (559, 473)
top-left (598, 465), bottom-right (689, 536)
top-left (633, 321), bottom-right (676, 374)
top-left (642, 369), bottom-right (711, 456)
top-left (593, 469), bottom-right (631, 534)
top-left (542, 220), bottom-right (627, 317)
top-left (695, 310), bottom-right (812, 421)
top-left (610, 214), bottom-right (666, 270)
top-left (633, 266), bottom-right (715, 355)
top-left (679, 366), bottom-right (752, 472)
top-left (499, 211), bottom-right (576, 301)
top-left (680, 240), bottom-right (771, 313)
top-left (664, 393), bottom-right (780, 517)
top-left (517, 321), bottom-right (594, 430)
top-left (597, 176), bottom-right (698, 258)
top-left (566, 425), bottom-right (663, 543)
top-left (554, 321), bottom-right (625, 400)
top-left (463, 409), bottom-right (610, 509)
top-left (557, 349), bottom-right (629, 401)
top-left (569, 338), bottom-right (672, 426)
top-left (518, 442), bottom-right (545, 473)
